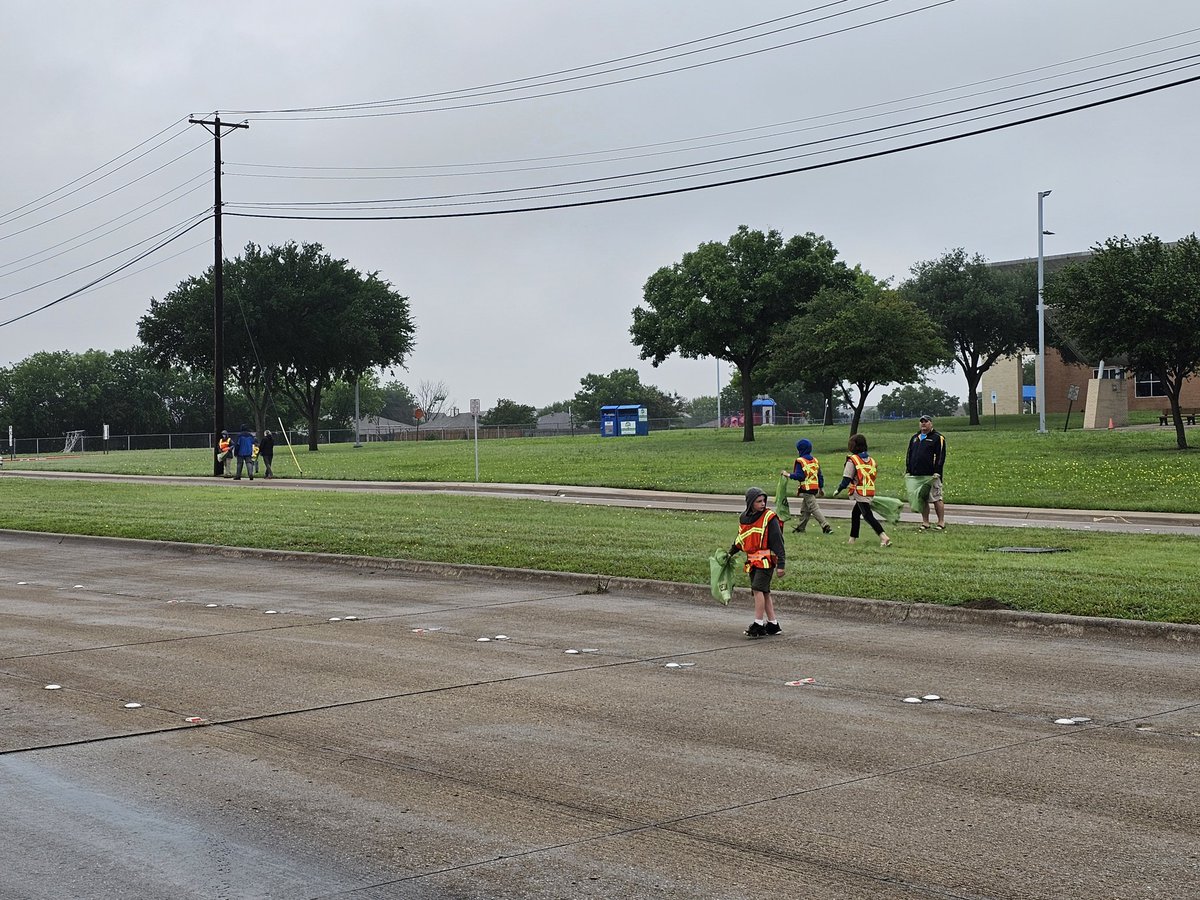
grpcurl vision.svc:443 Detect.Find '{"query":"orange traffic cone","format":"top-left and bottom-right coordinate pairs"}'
top-left (1108, 417), bottom-right (1115, 430)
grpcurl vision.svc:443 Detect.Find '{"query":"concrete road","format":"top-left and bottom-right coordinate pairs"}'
top-left (1, 531), bottom-right (1197, 899)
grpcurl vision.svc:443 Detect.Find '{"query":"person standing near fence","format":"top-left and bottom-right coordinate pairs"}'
top-left (833, 433), bottom-right (891, 547)
top-left (781, 438), bottom-right (833, 535)
top-left (906, 414), bottom-right (946, 531)
top-left (233, 424), bottom-right (256, 481)
top-left (259, 429), bottom-right (275, 478)
top-left (217, 430), bottom-right (233, 477)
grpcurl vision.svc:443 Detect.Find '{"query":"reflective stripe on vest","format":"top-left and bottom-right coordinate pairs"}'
top-left (796, 456), bottom-right (820, 492)
top-left (736, 509), bottom-right (778, 570)
top-left (849, 453), bottom-right (876, 497)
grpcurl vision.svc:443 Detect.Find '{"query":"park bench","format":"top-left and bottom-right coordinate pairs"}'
top-left (1159, 408), bottom-right (1198, 425)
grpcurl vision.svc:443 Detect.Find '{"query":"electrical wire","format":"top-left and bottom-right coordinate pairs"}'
top-left (0, 172), bottom-right (212, 278)
top-left (224, 72), bottom-right (1200, 222)
top-left (221, 57), bottom-right (1200, 214)
top-left (0, 119), bottom-right (195, 229)
top-left (0, 211), bottom-right (212, 305)
top-left (0, 213), bottom-right (211, 329)
top-left (232, 0), bottom-right (956, 121)
top-left (224, 0), bottom-right (885, 116)
top-left (224, 32), bottom-right (1200, 183)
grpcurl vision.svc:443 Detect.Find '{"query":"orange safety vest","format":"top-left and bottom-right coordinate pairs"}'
top-left (218, 438), bottom-right (232, 453)
top-left (736, 508), bottom-right (779, 571)
top-left (848, 453), bottom-right (876, 498)
top-left (795, 456), bottom-right (821, 493)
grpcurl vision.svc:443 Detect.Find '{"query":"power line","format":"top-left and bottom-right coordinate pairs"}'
top-left (222, 57), bottom-right (1200, 214)
top-left (225, 31), bottom-right (1200, 182)
top-left (0, 119), bottom-right (195, 229)
top-left (224, 0), bottom-right (881, 116)
top-left (0, 213), bottom-right (212, 330)
top-left (224, 72), bottom-right (1200, 222)
top-left (232, 0), bottom-right (956, 121)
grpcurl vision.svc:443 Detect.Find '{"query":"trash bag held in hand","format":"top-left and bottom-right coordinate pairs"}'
top-left (709, 549), bottom-right (737, 605)
top-left (905, 475), bottom-right (934, 511)
top-left (870, 495), bottom-right (904, 525)
top-left (773, 472), bottom-right (793, 521)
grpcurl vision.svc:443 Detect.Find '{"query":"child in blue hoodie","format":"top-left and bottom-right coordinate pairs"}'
top-left (781, 438), bottom-right (833, 535)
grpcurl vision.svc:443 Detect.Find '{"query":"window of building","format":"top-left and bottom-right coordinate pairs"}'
top-left (1135, 371), bottom-right (1166, 398)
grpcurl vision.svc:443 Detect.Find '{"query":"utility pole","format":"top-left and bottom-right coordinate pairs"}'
top-left (189, 114), bottom-right (248, 475)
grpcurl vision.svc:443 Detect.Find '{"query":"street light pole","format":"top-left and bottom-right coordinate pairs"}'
top-left (1036, 189), bottom-right (1052, 434)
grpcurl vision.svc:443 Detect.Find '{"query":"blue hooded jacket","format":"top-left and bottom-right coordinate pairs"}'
top-left (786, 439), bottom-right (823, 491)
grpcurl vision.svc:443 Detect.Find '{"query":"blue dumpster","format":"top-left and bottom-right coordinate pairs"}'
top-left (600, 404), bottom-right (648, 436)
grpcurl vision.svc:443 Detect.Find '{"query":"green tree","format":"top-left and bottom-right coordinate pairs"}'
top-left (631, 225), bottom-right (852, 441)
top-left (139, 241), bottom-right (416, 449)
top-left (1047, 233), bottom-right (1200, 449)
top-left (481, 399), bottom-right (537, 426)
top-left (323, 372), bottom-right (387, 430)
top-left (771, 279), bottom-right (948, 434)
top-left (571, 368), bottom-right (681, 425)
top-left (900, 249), bottom-right (1036, 426)
top-left (876, 381), bottom-right (961, 419)
top-left (379, 380), bottom-right (416, 422)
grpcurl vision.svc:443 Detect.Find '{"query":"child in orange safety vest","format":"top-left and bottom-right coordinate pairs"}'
top-left (781, 438), bottom-right (833, 535)
top-left (728, 487), bottom-right (786, 638)
top-left (833, 433), bottom-right (891, 547)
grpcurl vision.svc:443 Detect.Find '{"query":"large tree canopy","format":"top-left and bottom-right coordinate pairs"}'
top-left (139, 241), bottom-right (415, 450)
top-left (1047, 233), bottom-right (1200, 449)
top-left (631, 225), bottom-right (852, 441)
top-left (900, 249), bottom-right (1036, 425)
top-left (768, 276), bottom-right (948, 434)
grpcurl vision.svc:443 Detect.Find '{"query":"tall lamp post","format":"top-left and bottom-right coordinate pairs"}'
top-left (1036, 189), bottom-right (1053, 434)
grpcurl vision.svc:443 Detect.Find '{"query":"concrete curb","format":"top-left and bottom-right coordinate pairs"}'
top-left (7, 529), bottom-right (1198, 645)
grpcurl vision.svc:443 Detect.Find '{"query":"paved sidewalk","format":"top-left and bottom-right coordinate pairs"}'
top-left (5, 470), bottom-right (1200, 535)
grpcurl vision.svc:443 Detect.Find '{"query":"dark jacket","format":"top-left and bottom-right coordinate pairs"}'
top-left (235, 429), bottom-right (256, 458)
top-left (906, 429), bottom-right (946, 477)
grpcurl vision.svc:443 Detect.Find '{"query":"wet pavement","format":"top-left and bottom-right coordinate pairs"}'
top-left (1, 531), bottom-right (1197, 899)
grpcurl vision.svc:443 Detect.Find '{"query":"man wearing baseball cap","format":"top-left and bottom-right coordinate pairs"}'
top-left (905, 414), bottom-right (946, 530)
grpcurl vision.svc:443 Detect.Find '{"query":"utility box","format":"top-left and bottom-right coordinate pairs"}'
top-left (600, 404), bottom-right (648, 436)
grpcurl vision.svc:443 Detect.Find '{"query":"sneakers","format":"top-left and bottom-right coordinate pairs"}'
top-left (791, 524), bottom-right (806, 533)
top-left (745, 622), bottom-right (767, 638)
top-left (821, 525), bottom-right (833, 535)
top-left (764, 621), bottom-right (782, 636)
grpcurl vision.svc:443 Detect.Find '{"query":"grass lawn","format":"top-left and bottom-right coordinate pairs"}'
top-left (0, 476), bottom-right (1196, 624)
top-left (7, 414), bottom-right (1199, 512)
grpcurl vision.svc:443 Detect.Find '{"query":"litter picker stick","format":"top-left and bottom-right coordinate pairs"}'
top-left (277, 416), bottom-right (303, 476)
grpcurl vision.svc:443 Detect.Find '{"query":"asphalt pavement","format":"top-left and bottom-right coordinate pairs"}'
top-left (1, 531), bottom-right (1197, 899)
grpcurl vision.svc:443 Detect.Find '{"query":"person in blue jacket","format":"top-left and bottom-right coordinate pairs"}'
top-left (781, 438), bottom-right (833, 535)
top-left (233, 424), bottom-right (257, 481)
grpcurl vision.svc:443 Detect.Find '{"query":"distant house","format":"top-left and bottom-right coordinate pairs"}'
top-left (536, 411), bottom-right (573, 432)
top-left (354, 414), bottom-right (414, 440)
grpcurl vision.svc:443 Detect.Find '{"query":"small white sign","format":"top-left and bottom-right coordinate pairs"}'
top-left (470, 398), bottom-right (480, 416)
top-left (991, 391), bottom-right (997, 405)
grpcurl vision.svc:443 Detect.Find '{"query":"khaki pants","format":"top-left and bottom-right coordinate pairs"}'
top-left (793, 493), bottom-right (829, 531)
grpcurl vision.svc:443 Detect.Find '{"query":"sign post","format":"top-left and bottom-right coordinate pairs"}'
top-left (991, 391), bottom-right (997, 429)
top-left (1063, 384), bottom-right (1079, 432)
top-left (470, 399), bottom-right (480, 481)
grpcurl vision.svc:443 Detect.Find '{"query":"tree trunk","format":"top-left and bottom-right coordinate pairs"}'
top-left (740, 372), bottom-right (755, 442)
top-left (1167, 385), bottom-right (1190, 450)
top-left (964, 369), bottom-right (982, 425)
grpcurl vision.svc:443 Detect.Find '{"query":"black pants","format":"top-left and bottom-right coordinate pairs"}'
top-left (850, 501), bottom-right (884, 538)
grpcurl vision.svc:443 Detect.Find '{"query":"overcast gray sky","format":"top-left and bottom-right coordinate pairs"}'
top-left (3, 0), bottom-right (1198, 414)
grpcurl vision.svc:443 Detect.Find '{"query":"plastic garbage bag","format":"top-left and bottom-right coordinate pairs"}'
top-left (870, 495), bottom-right (904, 524)
top-left (774, 472), bottom-right (793, 520)
top-left (709, 549), bottom-right (737, 605)
top-left (905, 475), bottom-right (934, 510)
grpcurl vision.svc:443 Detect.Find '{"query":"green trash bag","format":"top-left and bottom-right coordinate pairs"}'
top-left (870, 495), bottom-right (904, 525)
top-left (709, 549), bottom-right (738, 605)
top-left (905, 475), bottom-right (934, 510)
top-left (774, 472), bottom-right (793, 521)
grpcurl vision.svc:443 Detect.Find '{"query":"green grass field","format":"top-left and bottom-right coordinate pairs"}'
top-left (1, 415), bottom-right (1198, 623)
